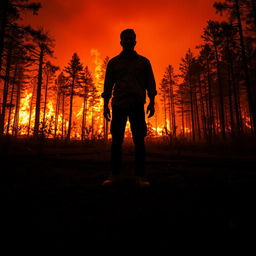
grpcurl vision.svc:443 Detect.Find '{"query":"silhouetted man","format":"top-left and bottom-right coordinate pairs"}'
top-left (101, 29), bottom-right (157, 187)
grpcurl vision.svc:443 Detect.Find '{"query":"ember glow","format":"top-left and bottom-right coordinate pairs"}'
top-left (6, 50), bottom-right (137, 139)
top-left (1, 0), bottom-right (255, 140)
top-left (3, 48), bottom-right (253, 139)
top-left (13, 0), bottom-right (220, 139)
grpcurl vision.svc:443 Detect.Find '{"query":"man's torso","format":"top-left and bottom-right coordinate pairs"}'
top-left (108, 52), bottom-right (150, 108)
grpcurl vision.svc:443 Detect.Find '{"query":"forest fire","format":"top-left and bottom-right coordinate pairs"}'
top-left (0, 0), bottom-right (256, 141)
top-left (4, 49), bottom-right (159, 140)
top-left (1, 45), bottom-right (254, 141)
top-left (2, 0), bottom-right (256, 240)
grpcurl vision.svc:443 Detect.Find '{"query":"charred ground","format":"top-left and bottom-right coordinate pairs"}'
top-left (1, 136), bottom-right (256, 246)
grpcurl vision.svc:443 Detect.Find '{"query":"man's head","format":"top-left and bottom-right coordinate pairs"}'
top-left (120, 29), bottom-right (136, 52)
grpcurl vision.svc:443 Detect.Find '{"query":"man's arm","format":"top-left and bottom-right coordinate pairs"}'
top-left (101, 61), bottom-right (115, 121)
top-left (145, 60), bottom-right (157, 118)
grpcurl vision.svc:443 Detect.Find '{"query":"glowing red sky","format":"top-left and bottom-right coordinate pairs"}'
top-left (25, 0), bottom-right (222, 86)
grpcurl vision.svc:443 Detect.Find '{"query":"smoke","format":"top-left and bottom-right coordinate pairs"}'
top-left (29, 0), bottom-right (219, 85)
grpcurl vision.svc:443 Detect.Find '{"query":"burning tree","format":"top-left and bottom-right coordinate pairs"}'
top-left (78, 65), bottom-right (93, 140)
top-left (161, 65), bottom-right (177, 137)
top-left (23, 26), bottom-right (55, 137)
top-left (0, 0), bottom-right (41, 135)
top-left (42, 61), bottom-right (59, 130)
top-left (64, 53), bottom-right (84, 141)
top-left (54, 72), bottom-right (69, 139)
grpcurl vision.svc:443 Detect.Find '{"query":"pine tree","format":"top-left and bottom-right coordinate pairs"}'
top-left (64, 53), bottom-right (84, 140)
top-left (197, 44), bottom-right (216, 143)
top-left (180, 49), bottom-right (196, 141)
top-left (214, 0), bottom-right (256, 134)
top-left (202, 21), bottom-right (226, 139)
top-left (79, 65), bottom-right (94, 141)
top-left (0, 0), bottom-right (41, 76)
top-left (23, 27), bottom-right (55, 137)
top-left (159, 77), bottom-right (168, 134)
top-left (42, 61), bottom-right (59, 129)
top-left (162, 65), bottom-right (177, 137)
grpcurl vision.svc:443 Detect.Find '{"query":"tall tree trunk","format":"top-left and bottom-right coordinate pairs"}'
top-left (61, 94), bottom-right (65, 140)
top-left (172, 102), bottom-right (176, 137)
top-left (170, 82), bottom-right (176, 137)
top-left (198, 74), bottom-right (207, 140)
top-left (226, 40), bottom-right (243, 135)
top-left (202, 74), bottom-right (210, 136)
top-left (13, 72), bottom-right (21, 136)
top-left (188, 75), bottom-right (196, 141)
top-left (225, 40), bottom-right (235, 136)
top-left (181, 100), bottom-right (185, 136)
top-left (103, 115), bottom-right (108, 140)
top-left (84, 98), bottom-right (87, 139)
top-left (188, 112), bottom-right (193, 139)
top-left (28, 82), bottom-right (36, 136)
top-left (194, 87), bottom-right (201, 140)
top-left (235, 0), bottom-right (256, 134)
top-left (227, 66), bottom-right (235, 136)
top-left (91, 106), bottom-right (93, 139)
top-left (206, 60), bottom-right (214, 144)
top-left (43, 72), bottom-right (49, 128)
top-left (82, 96), bottom-right (86, 140)
top-left (168, 94), bottom-right (172, 133)
top-left (6, 82), bottom-right (14, 134)
top-left (214, 43), bottom-right (226, 139)
top-left (34, 46), bottom-right (44, 136)
top-left (0, 46), bottom-right (12, 135)
top-left (236, 84), bottom-right (244, 132)
top-left (212, 95), bottom-right (217, 138)
top-left (215, 99), bottom-right (220, 137)
top-left (7, 64), bottom-right (18, 134)
top-left (0, 0), bottom-right (8, 76)
top-left (154, 103), bottom-right (158, 136)
top-left (163, 94), bottom-right (167, 134)
top-left (54, 90), bottom-right (60, 138)
top-left (67, 76), bottom-right (75, 140)
top-left (233, 74), bottom-right (243, 134)
top-left (91, 101), bottom-right (94, 139)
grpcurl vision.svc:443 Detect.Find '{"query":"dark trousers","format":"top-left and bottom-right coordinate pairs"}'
top-left (110, 104), bottom-right (147, 176)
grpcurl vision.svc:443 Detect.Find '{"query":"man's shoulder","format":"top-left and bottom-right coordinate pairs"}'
top-left (108, 53), bottom-right (150, 63)
top-left (137, 54), bottom-right (149, 61)
top-left (108, 55), bottom-right (120, 65)
top-left (136, 54), bottom-right (151, 64)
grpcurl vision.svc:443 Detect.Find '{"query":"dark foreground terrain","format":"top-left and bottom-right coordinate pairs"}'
top-left (1, 137), bottom-right (256, 248)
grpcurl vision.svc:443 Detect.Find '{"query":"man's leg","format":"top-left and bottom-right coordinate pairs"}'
top-left (110, 106), bottom-right (127, 176)
top-left (111, 136), bottom-right (124, 175)
top-left (129, 105), bottom-right (147, 177)
top-left (133, 136), bottom-right (146, 176)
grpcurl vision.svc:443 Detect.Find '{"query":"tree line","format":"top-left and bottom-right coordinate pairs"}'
top-left (159, 0), bottom-right (256, 143)
top-left (2, 0), bottom-right (256, 142)
top-left (0, 0), bottom-right (110, 141)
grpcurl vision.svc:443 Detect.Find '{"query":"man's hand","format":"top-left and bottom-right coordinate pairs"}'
top-left (104, 104), bottom-right (111, 121)
top-left (146, 101), bottom-right (155, 118)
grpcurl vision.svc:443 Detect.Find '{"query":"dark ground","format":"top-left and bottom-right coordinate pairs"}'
top-left (1, 137), bottom-right (256, 249)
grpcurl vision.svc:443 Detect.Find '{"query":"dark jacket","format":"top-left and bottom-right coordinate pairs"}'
top-left (102, 51), bottom-right (157, 108)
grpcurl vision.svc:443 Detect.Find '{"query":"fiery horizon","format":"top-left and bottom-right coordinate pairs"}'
top-left (23, 0), bottom-right (221, 84)
top-left (1, 0), bottom-right (254, 140)
top-left (6, 49), bottom-right (171, 139)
